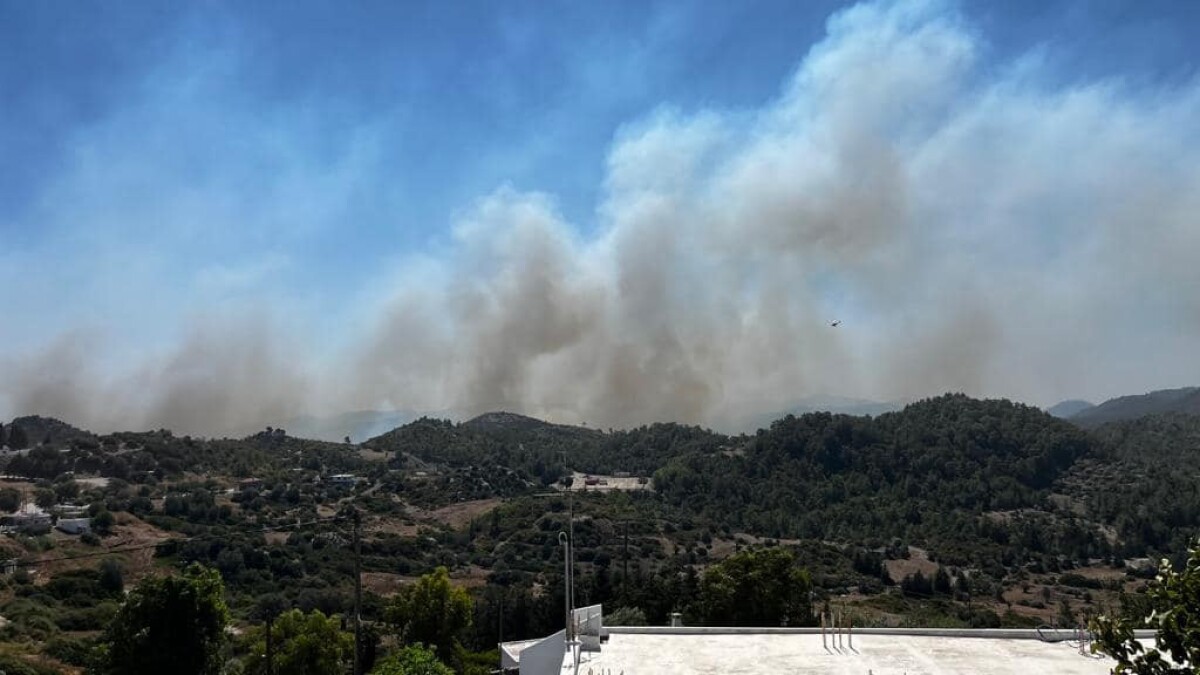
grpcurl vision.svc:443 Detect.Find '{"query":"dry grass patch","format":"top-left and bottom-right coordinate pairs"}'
top-left (882, 547), bottom-right (940, 583)
top-left (424, 498), bottom-right (503, 529)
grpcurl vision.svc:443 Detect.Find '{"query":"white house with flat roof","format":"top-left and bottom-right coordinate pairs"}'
top-left (54, 504), bottom-right (89, 519)
top-left (498, 605), bottom-right (1154, 675)
top-left (56, 517), bottom-right (91, 535)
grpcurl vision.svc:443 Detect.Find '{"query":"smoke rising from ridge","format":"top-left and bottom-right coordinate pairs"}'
top-left (5, 0), bottom-right (1200, 435)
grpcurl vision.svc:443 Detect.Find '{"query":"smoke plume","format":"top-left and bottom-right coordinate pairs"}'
top-left (5, 0), bottom-right (1200, 435)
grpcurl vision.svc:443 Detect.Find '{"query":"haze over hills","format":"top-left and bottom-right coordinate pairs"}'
top-left (254, 396), bottom-right (905, 443)
top-left (266, 385), bottom-right (1200, 442)
top-left (742, 396), bottom-right (902, 434)
top-left (270, 409), bottom-right (426, 444)
top-left (785, 395), bottom-right (903, 418)
top-left (8, 382), bottom-right (1199, 452)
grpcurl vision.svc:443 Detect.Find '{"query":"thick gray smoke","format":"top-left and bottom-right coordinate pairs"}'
top-left (10, 318), bottom-right (309, 436)
top-left (5, 0), bottom-right (1200, 435)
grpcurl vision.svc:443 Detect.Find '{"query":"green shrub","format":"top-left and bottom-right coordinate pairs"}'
top-left (57, 601), bottom-right (119, 632)
top-left (604, 606), bottom-right (647, 626)
top-left (45, 635), bottom-right (100, 667)
top-left (92, 510), bottom-right (116, 536)
top-left (1057, 573), bottom-right (1104, 589)
top-left (1, 597), bottom-right (60, 640)
top-left (44, 568), bottom-right (115, 606)
top-left (370, 644), bottom-right (452, 675)
top-left (18, 615), bottom-right (59, 641)
top-left (0, 653), bottom-right (65, 675)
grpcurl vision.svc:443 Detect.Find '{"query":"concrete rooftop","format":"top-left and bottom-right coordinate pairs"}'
top-left (565, 632), bottom-right (1127, 675)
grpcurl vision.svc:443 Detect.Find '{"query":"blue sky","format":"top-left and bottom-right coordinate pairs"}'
top-left (2, 0), bottom-right (1199, 434)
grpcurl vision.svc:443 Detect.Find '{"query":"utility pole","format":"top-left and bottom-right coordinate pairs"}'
top-left (622, 520), bottom-right (629, 590)
top-left (265, 614), bottom-right (275, 675)
top-left (352, 508), bottom-right (363, 675)
top-left (568, 488), bottom-right (575, 621)
top-left (558, 450), bottom-right (577, 650)
top-left (559, 532), bottom-right (571, 640)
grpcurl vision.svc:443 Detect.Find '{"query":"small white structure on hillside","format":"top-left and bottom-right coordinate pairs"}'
top-left (56, 517), bottom-right (91, 535)
top-left (326, 474), bottom-right (360, 486)
top-left (11, 504), bottom-right (51, 534)
top-left (54, 504), bottom-right (88, 519)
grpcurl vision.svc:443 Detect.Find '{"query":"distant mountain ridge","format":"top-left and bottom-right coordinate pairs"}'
top-left (271, 409), bottom-right (428, 443)
top-left (1046, 399), bottom-right (1095, 419)
top-left (1069, 387), bottom-right (1200, 428)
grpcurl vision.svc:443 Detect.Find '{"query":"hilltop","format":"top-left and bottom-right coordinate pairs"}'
top-left (1069, 386), bottom-right (1200, 428)
top-left (461, 411), bottom-right (565, 433)
top-left (1045, 399), bottom-right (1094, 419)
top-left (1, 415), bottom-right (96, 450)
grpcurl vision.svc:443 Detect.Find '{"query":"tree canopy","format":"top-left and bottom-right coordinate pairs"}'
top-left (369, 644), bottom-right (453, 675)
top-left (243, 609), bottom-right (354, 675)
top-left (697, 548), bottom-right (813, 627)
top-left (385, 567), bottom-right (472, 661)
top-left (99, 564), bottom-right (229, 675)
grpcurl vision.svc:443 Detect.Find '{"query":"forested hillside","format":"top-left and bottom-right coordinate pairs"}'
top-left (0, 394), bottom-right (1197, 672)
top-left (1070, 386), bottom-right (1200, 428)
top-left (366, 414), bottom-right (725, 482)
top-left (654, 396), bottom-right (1105, 566)
top-left (1060, 413), bottom-right (1200, 556)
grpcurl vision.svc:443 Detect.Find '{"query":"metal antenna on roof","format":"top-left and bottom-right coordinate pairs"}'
top-left (560, 451), bottom-right (576, 627)
top-left (559, 531), bottom-right (571, 641)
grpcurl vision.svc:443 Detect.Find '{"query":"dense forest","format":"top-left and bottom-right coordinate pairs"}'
top-left (0, 393), bottom-right (1196, 672)
top-left (655, 397), bottom-right (1104, 564)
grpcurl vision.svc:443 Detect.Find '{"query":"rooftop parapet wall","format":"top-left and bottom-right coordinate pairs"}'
top-left (607, 626), bottom-right (1157, 640)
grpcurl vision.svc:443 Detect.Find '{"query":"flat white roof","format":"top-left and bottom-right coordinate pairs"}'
top-left (565, 633), bottom-right (1130, 675)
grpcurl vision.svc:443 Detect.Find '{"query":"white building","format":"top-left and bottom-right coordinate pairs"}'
top-left (54, 504), bottom-right (89, 519)
top-left (326, 474), bottom-right (360, 486)
top-left (56, 517), bottom-right (91, 535)
top-left (498, 605), bottom-right (1150, 675)
top-left (11, 504), bottom-right (51, 534)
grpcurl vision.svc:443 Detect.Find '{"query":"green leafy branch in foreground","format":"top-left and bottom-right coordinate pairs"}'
top-left (1091, 540), bottom-right (1200, 673)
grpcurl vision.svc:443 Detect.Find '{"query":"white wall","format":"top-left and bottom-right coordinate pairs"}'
top-left (519, 629), bottom-right (565, 675)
